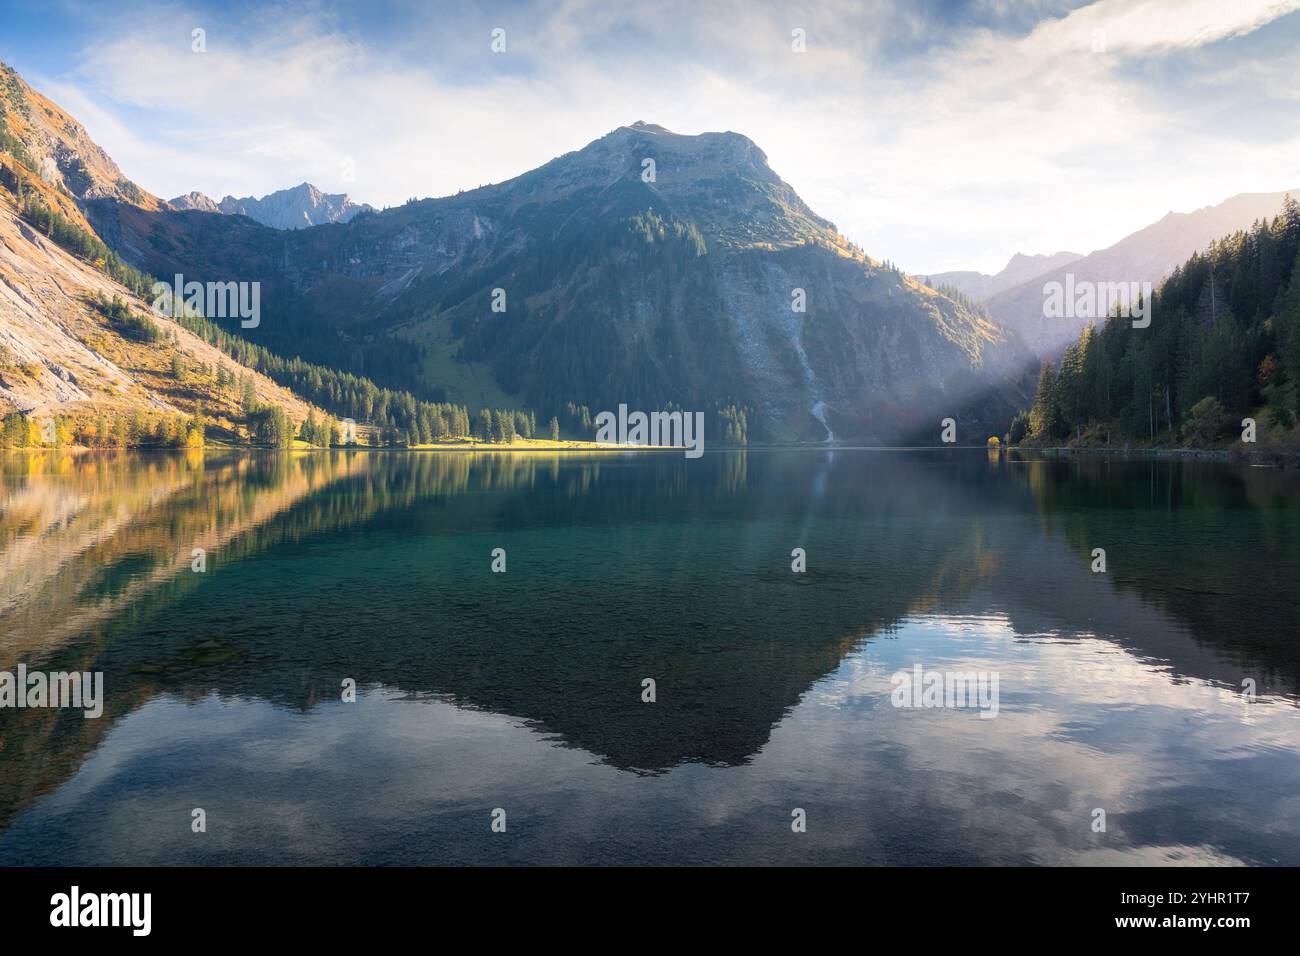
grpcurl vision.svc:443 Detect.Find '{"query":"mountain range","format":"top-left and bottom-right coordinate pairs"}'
top-left (9, 55), bottom-right (1286, 448)
top-left (934, 191), bottom-right (1298, 358)
top-left (927, 251), bottom-right (1083, 302)
top-left (2, 56), bottom-right (1040, 444)
top-left (86, 118), bottom-right (1035, 442)
top-left (169, 182), bottom-right (373, 229)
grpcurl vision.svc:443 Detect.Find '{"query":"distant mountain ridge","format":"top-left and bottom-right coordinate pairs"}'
top-left (1014, 193), bottom-right (1300, 453)
top-left (984, 190), bottom-right (1300, 357)
top-left (169, 182), bottom-right (373, 229)
top-left (927, 251), bottom-right (1084, 302)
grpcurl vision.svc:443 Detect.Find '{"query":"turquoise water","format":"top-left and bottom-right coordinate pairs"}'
top-left (1, 448), bottom-right (1298, 865)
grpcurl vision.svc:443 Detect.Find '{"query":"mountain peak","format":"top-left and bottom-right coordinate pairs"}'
top-left (79, 111), bottom-right (1029, 443)
top-left (169, 182), bottom-right (372, 229)
top-left (592, 122), bottom-right (759, 155)
top-left (927, 249), bottom-right (1084, 302)
top-left (626, 120), bottom-right (673, 134)
top-left (0, 61), bottom-right (162, 215)
top-left (1003, 250), bottom-right (1082, 273)
top-left (495, 123), bottom-right (837, 252)
top-left (169, 190), bottom-right (221, 213)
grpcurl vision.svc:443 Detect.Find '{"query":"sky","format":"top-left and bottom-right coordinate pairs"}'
top-left (1, 0), bottom-right (1298, 274)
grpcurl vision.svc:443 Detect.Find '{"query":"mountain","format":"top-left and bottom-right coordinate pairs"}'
top-left (986, 191), bottom-right (1299, 357)
top-left (168, 190), bottom-right (221, 214)
top-left (169, 182), bottom-right (373, 229)
top-left (0, 63), bottom-right (163, 238)
top-left (0, 184), bottom-right (321, 440)
top-left (91, 120), bottom-right (1036, 442)
top-left (927, 251), bottom-right (1083, 302)
top-left (0, 62), bottom-right (326, 442)
top-left (1015, 195), bottom-right (1300, 452)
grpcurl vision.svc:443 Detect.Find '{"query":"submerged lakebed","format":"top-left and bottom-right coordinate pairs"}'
top-left (1, 448), bottom-right (1298, 865)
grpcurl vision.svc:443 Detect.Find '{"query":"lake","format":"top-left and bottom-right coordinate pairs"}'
top-left (1, 448), bottom-right (1298, 865)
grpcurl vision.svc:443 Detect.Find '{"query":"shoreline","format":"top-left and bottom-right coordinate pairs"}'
top-left (1008, 444), bottom-right (1300, 467)
top-left (5, 442), bottom-right (1298, 467)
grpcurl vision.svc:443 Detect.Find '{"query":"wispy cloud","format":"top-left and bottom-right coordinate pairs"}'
top-left (10, 0), bottom-right (1300, 273)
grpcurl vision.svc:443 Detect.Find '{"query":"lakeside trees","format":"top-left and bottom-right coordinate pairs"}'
top-left (0, 408), bottom-right (203, 448)
top-left (1019, 196), bottom-right (1300, 448)
top-left (250, 405), bottom-right (292, 447)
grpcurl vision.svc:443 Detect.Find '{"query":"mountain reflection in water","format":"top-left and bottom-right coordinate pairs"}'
top-left (1, 448), bottom-right (1297, 865)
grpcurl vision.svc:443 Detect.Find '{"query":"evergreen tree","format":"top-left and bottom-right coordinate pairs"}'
top-left (241, 375), bottom-right (258, 416)
top-left (186, 406), bottom-right (205, 448)
top-left (1028, 361), bottom-right (1063, 441)
top-left (1, 412), bottom-right (26, 448)
top-left (1007, 410), bottom-right (1030, 445)
top-left (1012, 197), bottom-right (1300, 446)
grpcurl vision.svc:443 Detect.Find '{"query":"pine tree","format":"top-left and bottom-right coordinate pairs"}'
top-left (186, 406), bottom-right (205, 448)
top-left (241, 375), bottom-right (258, 416)
top-left (1, 412), bottom-right (26, 448)
top-left (303, 410), bottom-right (320, 446)
top-left (1028, 360), bottom-right (1062, 441)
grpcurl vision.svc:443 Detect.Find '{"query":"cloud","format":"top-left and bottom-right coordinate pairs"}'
top-left (28, 0), bottom-right (1300, 273)
top-left (1032, 0), bottom-right (1300, 57)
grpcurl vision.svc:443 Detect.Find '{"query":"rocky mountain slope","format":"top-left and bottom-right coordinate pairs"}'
top-left (0, 63), bottom-right (324, 440)
top-left (0, 63), bottom-right (162, 235)
top-left (92, 120), bottom-right (1037, 442)
top-left (170, 182), bottom-right (373, 229)
top-left (0, 189), bottom-right (320, 436)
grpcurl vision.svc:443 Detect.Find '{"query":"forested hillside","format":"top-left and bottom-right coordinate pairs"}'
top-left (88, 120), bottom-right (1034, 444)
top-left (0, 60), bottom-right (551, 448)
top-left (1014, 196), bottom-right (1300, 452)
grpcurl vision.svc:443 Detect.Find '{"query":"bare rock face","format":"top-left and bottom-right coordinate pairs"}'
top-left (170, 183), bottom-right (373, 229)
top-left (0, 194), bottom-right (313, 424)
top-left (168, 191), bottom-right (222, 213)
top-left (0, 64), bottom-right (325, 428)
top-left (1, 62), bottom-right (162, 212)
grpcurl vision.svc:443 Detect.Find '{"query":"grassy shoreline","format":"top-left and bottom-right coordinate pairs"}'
top-left (8, 439), bottom-right (1297, 467)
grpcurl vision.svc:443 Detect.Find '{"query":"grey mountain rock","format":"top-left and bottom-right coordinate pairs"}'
top-left (169, 182), bottom-right (373, 229)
